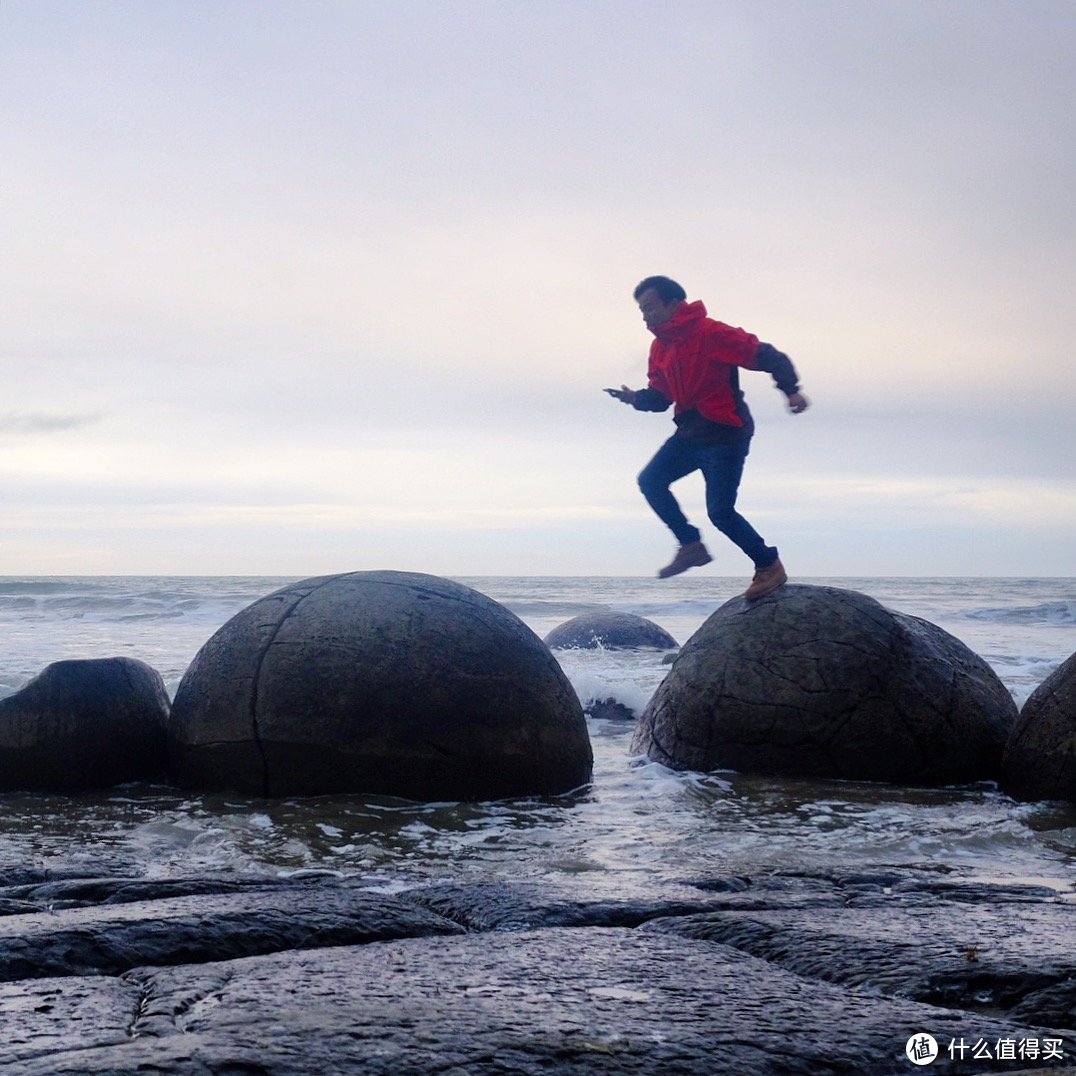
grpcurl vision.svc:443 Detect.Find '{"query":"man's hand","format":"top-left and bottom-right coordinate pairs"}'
top-left (604, 385), bottom-right (636, 405)
top-left (787, 392), bottom-right (809, 414)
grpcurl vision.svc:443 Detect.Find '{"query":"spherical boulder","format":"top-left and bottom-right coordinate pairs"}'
top-left (168, 571), bottom-right (593, 800)
top-left (544, 612), bottom-right (677, 651)
top-left (1002, 651), bottom-right (1076, 802)
top-left (0, 657), bottom-right (170, 791)
top-left (630, 585), bottom-right (1018, 785)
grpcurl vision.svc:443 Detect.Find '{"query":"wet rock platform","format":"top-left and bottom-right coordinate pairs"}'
top-left (0, 867), bottom-right (1073, 1074)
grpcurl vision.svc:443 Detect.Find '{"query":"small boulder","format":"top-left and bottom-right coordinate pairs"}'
top-left (630, 585), bottom-right (1018, 785)
top-left (1002, 651), bottom-right (1076, 802)
top-left (544, 612), bottom-right (677, 650)
top-left (168, 571), bottom-right (592, 800)
top-left (0, 658), bottom-right (170, 791)
top-left (583, 697), bottom-right (637, 721)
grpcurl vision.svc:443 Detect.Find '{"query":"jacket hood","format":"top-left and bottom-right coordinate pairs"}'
top-left (651, 299), bottom-right (708, 340)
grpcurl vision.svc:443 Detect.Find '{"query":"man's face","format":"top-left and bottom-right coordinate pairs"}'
top-left (636, 288), bottom-right (681, 332)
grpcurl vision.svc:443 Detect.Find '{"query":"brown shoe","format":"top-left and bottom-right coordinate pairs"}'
top-left (743, 557), bottom-right (787, 600)
top-left (658, 541), bottom-right (713, 579)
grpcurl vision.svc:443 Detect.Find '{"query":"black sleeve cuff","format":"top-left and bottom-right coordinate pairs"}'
top-left (633, 387), bottom-right (673, 412)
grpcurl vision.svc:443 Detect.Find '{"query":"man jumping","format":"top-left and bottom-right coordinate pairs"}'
top-left (606, 275), bottom-right (809, 601)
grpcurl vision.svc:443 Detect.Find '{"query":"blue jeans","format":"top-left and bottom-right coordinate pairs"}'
top-left (637, 434), bottom-right (778, 568)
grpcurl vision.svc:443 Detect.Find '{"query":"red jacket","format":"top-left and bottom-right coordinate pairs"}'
top-left (636, 301), bottom-right (800, 438)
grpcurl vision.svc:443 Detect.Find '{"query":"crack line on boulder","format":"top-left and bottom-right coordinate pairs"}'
top-left (247, 579), bottom-right (340, 797)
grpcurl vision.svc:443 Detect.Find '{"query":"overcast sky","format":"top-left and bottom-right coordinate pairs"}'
top-left (2, 0), bottom-right (1074, 577)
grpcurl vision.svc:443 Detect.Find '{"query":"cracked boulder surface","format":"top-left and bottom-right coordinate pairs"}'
top-left (630, 585), bottom-right (1018, 785)
top-left (544, 612), bottom-right (678, 651)
top-left (167, 571), bottom-right (592, 799)
top-left (0, 868), bottom-right (1073, 1074)
top-left (0, 658), bottom-right (169, 792)
top-left (1004, 650), bottom-right (1076, 802)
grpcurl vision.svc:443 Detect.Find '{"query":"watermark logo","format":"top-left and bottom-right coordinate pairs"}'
top-left (906, 1033), bottom-right (939, 1066)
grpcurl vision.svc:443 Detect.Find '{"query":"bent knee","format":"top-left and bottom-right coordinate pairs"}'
top-left (708, 509), bottom-right (740, 534)
top-left (638, 468), bottom-right (665, 496)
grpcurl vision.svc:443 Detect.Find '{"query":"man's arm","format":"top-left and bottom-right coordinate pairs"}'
top-left (754, 343), bottom-right (810, 414)
top-left (604, 386), bottom-right (672, 411)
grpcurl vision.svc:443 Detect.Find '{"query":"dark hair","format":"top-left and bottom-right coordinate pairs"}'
top-left (633, 276), bottom-right (687, 303)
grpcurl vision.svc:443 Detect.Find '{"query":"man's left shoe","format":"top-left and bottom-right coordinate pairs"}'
top-left (744, 558), bottom-right (787, 601)
top-left (657, 540), bottom-right (713, 579)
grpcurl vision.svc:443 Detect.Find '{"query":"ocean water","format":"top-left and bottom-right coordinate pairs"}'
top-left (0, 575), bottom-right (1073, 898)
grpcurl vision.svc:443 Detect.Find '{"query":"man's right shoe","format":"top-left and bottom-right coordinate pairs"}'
top-left (657, 541), bottom-right (713, 579)
top-left (743, 557), bottom-right (788, 600)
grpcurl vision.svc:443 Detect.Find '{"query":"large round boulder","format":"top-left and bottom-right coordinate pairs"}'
top-left (0, 657), bottom-right (169, 791)
top-left (1002, 651), bottom-right (1076, 802)
top-left (168, 571), bottom-right (593, 800)
top-left (630, 585), bottom-right (1018, 785)
top-left (544, 612), bottom-right (677, 650)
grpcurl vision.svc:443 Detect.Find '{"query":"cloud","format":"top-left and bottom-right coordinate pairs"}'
top-left (0, 411), bottom-right (102, 435)
top-left (142, 502), bottom-right (631, 530)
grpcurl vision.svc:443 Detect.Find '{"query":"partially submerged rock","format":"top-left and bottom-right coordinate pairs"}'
top-left (1003, 650), bottom-right (1076, 802)
top-left (583, 697), bottom-right (637, 721)
top-left (0, 658), bottom-right (169, 791)
top-left (630, 585), bottom-right (1018, 785)
top-left (545, 612), bottom-right (677, 650)
top-left (168, 571), bottom-right (592, 800)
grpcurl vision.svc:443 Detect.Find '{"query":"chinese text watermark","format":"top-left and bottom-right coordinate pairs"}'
top-left (906, 1033), bottom-right (1065, 1065)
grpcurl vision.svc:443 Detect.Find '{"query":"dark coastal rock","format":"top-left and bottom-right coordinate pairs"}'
top-left (168, 571), bottom-right (592, 800)
top-left (544, 611), bottom-right (677, 650)
top-left (647, 875), bottom-right (1076, 1024)
top-left (4, 930), bottom-right (1039, 1076)
top-left (583, 696), bottom-right (637, 721)
top-left (0, 880), bottom-right (463, 981)
top-left (404, 880), bottom-right (729, 931)
top-left (0, 658), bottom-right (169, 792)
top-left (1002, 651), bottom-right (1076, 802)
top-left (0, 873), bottom-right (342, 912)
top-left (630, 585), bottom-right (1019, 785)
top-left (1, 871), bottom-right (1072, 1074)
